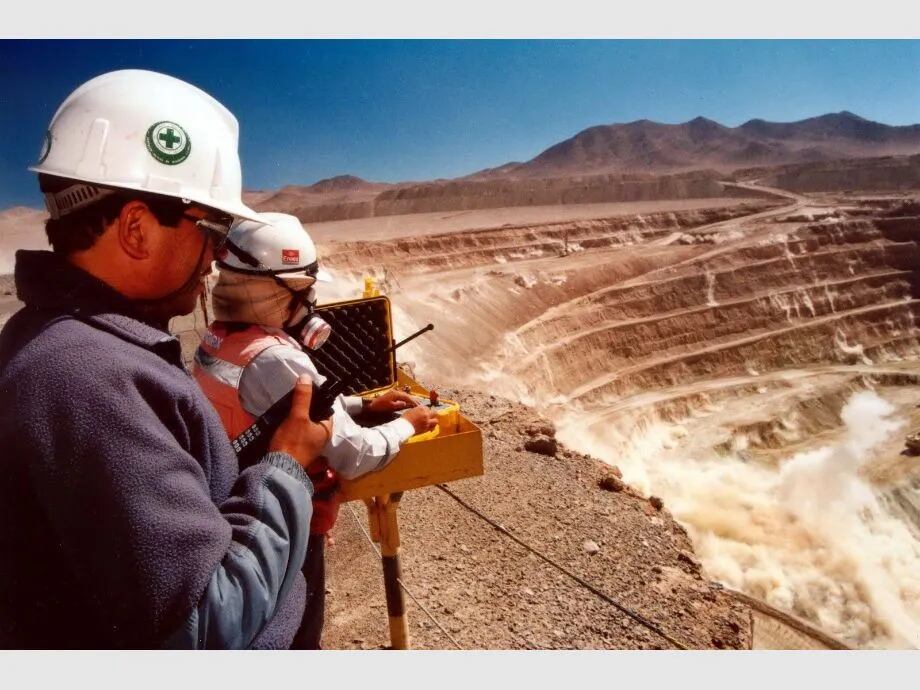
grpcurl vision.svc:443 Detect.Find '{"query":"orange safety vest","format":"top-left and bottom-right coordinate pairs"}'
top-left (193, 322), bottom-right (299, 439)
top-left (197, 323), bottom-right (340, 537)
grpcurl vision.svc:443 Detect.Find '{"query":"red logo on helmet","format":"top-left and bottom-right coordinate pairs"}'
top-left (281, 249), bottom-right (300, 265)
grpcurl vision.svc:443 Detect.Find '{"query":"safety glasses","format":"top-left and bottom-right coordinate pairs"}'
top-left (181, 211), bottom-right (235, 254)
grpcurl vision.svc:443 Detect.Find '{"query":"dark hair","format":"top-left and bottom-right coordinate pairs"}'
top-left (39, 174), bottom-right (188, 255)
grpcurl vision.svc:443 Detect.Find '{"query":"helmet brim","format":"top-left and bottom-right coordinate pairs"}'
top-left (29, 165), bottom-right (268, 224)
top-left (204, 199), bottom-right (267, 224)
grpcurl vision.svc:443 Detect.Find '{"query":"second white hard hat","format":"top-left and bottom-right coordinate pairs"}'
top-left (30, 69), bottom-right (262, 222)
top-left (220, 212), bottom-right (332, 281)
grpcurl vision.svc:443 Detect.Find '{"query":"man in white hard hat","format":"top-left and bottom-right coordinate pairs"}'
top-left (194, 212), bottom-right (438, 648)
top-left (0, 70), bottom-right (329, 649)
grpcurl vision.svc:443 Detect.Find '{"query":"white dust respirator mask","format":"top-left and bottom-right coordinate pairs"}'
top-left (284, 286), bottom-right (332, 350)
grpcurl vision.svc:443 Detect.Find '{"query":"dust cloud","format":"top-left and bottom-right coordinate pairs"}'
top-left (559, 391), bottom-right (920, 648)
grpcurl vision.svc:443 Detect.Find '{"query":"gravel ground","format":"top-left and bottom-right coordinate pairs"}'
top-left (322, 387), bottom-right (751, 650)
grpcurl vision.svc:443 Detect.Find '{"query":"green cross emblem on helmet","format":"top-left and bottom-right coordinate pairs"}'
top-left (145, 121), bottom-right (192, 165)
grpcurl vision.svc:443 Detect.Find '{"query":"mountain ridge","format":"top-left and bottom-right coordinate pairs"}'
top-left (466, 111), bottom-right (920, 179)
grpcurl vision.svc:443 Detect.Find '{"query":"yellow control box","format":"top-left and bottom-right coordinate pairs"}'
top-left (310, 294), bottom-right (484, 502)
top-left (340, 371), bottom-right (483, 501)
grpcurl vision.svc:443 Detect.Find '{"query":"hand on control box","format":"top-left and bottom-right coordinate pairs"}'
top-left (403, 406), bottom-right (439, 435)
top-left (365, 389), bottom-right (418, 413)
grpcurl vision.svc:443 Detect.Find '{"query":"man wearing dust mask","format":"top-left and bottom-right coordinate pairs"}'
top-left (194, 212), bottom-right (438, 648)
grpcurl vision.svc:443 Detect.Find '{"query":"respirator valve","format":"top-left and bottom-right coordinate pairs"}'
top-left (300, 314), bottom-right (332, 350)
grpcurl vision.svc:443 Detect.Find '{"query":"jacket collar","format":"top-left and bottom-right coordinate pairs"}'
top-left (14, 250), bottom-right (181, 360)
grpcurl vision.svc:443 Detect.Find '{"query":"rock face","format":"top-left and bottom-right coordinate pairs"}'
top-left (524, 435), bottom-right (558, 457)
top-left (598, 475), bottom-right (625, 493)
top-left (905, 432), bottom-right (920, 456)
top-left (526, 423), bottom-right (556, 438)
top-left (482, 215), bottom-right (920, 409)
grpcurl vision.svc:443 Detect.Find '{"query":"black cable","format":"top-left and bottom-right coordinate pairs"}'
top-left (435, 484), bottom-right (690, 650)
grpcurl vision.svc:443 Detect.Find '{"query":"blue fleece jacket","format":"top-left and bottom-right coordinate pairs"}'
top-left (0, 250), bottom-right (313, 649)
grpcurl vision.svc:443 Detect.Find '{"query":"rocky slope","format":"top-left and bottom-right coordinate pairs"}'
top-left (323, 387), bottom-right (750, 650)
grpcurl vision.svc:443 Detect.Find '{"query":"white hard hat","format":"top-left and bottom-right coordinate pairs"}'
top-left (30, 69), bottom-right (262, 222)
top-left (220, 212), bottom-right (332, 281)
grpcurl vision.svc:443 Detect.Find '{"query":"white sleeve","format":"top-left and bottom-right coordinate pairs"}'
top-left (238, 346), bottom-right (415, 480)
top-left (342, 396), bottom-right (364, 416)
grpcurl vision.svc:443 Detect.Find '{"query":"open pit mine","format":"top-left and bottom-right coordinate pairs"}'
top-left (288, 179), bottom-right (919, 650)
top-left (3, 121), bottom-right (920, 649)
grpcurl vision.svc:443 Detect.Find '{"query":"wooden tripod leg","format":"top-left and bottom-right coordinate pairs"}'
top-left (365, 493), bottom-right (410, 649)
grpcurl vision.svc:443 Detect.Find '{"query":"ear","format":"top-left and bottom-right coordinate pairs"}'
top-left (116, 201), bottom-right (154, 260)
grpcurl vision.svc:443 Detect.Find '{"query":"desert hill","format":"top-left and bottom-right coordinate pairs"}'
top-left (471, 112), bottom-right (920, 178)
top-left (246, 112), bottom-right (920, 222)
top-left (250, 175), bottom-right (393, 222)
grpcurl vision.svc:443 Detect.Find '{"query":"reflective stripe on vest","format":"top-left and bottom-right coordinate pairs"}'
top-left (193, 348), bottom-right (246, 389)
top-left (192, 322), bottom-right (298, 439)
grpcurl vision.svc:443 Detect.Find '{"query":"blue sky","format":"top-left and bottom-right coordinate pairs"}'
top-left (2, 40), bottom-right (920, 209)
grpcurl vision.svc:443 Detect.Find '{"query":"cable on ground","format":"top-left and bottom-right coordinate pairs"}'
top-left (435, 483), bottom-right (690, 650)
